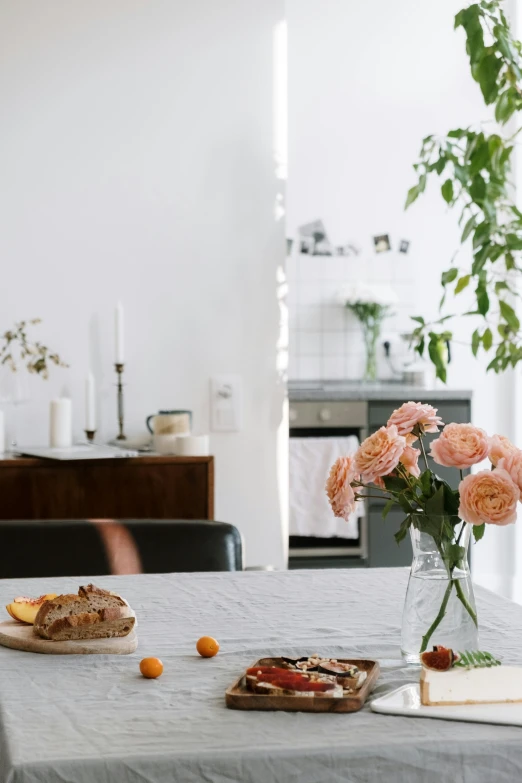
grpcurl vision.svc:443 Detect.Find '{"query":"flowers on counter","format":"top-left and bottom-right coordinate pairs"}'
top-left (339, 282), bottom-right (397, 382)
top-left (325, 400), bottom-right (521, 654)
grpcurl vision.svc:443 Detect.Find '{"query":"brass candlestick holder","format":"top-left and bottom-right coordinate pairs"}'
top-left (115, 363), bottom-right (126, 440)
top-left (84, 429), bottom-right (96, 442)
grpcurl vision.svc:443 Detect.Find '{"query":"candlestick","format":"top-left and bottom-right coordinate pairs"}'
top-left (84, 429), bottom-right (96, 442)
top-left (85, 372), bottom-right (96, 432)
top-left (50, 398), bottom-right (72, 448)
top-left (115, 363), bottom-right (126, 440)
top-left (115, 302), bottom-right (124, 364)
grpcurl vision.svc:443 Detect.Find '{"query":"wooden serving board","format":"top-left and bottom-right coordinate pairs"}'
top-left (0, 621), bottom-right (138, 655)
top-left (226, 657), bottom-right (380, 713)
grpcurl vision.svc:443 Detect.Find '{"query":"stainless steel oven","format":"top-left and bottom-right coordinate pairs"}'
top-left (288, 400), bottom-right (368, 566)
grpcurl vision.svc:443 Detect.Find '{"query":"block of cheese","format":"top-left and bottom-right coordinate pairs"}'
top-left (420, 666), bottom-right (522, 706)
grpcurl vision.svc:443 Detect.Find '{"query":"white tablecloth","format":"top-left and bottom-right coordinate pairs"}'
top-left (0, 568), bottom-right (521, 783)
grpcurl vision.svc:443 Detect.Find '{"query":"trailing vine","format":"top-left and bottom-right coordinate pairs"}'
top-left (406, 1), bottom-right (522, 381)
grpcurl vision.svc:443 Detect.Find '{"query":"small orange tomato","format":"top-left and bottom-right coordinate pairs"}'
top-left (196, 636), bottom-right (220, 658)
top-left (140, 657), bottom-right (164, 679)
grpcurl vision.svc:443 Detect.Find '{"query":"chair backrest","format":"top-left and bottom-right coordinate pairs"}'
top-left (0, 520), bottom-right (243, 578)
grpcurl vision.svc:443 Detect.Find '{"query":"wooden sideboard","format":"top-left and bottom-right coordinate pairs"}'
top-left (0, 455), bottom-right (214, 521)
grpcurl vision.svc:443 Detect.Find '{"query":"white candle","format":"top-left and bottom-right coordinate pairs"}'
top-left (0, 410), bottom-right (4, 453)
top-left (115, 301), bottom-right (124, 364)
top-left (50, 398), bottom-right (72, 449)
top-left (85, 373), bottom-right (96, 431)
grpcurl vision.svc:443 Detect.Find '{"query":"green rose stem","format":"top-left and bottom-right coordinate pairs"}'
top-left (455, 580), bottom-right (478, 627)
top-left (420, 578), bottom-right (455, 653)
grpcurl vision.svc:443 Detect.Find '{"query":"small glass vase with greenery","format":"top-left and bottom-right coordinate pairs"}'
top-left (341, 283), bottom-right (397, 381)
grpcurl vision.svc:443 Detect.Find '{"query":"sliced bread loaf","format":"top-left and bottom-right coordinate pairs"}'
top-left (34, 584), bottom-right (135, 641)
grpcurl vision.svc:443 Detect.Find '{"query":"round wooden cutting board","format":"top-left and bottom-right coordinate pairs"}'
top-left (0, 620), bottom-right (138, 655)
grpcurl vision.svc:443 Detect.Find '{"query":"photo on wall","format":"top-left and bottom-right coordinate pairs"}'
top-left (373, 234), bottom-right (391, 253)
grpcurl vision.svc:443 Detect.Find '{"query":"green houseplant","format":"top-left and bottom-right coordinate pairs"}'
top-left (406, 0), bottom-right (522, 381)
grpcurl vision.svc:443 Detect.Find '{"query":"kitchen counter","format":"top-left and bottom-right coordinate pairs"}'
top-left (288, 380), bottom-right (472, 402)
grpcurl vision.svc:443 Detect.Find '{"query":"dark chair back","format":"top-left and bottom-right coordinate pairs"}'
top-left (0, 520), bottom-right (243, 578)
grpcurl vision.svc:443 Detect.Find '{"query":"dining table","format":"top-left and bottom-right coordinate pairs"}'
top-left (0, 567), bottom-right (521, 783)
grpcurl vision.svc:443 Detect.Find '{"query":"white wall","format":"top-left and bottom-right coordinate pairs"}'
top-left (286, 0), bottom-right (517, 594)
top-left (0, 0), bottom-right (286, 568)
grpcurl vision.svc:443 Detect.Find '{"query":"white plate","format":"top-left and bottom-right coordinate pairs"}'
top-left (371, 684), bottom-right (522, 727)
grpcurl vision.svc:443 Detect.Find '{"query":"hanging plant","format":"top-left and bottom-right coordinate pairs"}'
top-left (406, 0), bottom-right (522, 381)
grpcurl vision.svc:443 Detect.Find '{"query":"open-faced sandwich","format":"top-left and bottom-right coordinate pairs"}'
top-left (5, 584), bottom-right (136, 642)
top-left (420, 645), bottom-right (522, 706)
top-left (245, 655), bottom-right (368, 698)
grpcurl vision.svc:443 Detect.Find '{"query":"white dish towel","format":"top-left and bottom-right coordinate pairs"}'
top-left (289, 435), bottom-right (362, 539)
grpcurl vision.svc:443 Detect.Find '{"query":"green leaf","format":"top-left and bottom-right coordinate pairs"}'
top-left (472, 328), bottom-right (480, 356)
top-left (382, 475), bottom-right (409, 494)
top-left (425, 485), bottom-right (445, 516)
top-left (505, 234), bottom-right (522, 251)
top-left (428, 335), bottom-right (447, 383)
top-left (495, 89), bottom-right (517, 123)
top-left (441, 179), bottom-right (454, 204)
top-left (483, 327), bottom-right (493, 351)
top-left (382, 498), bottom-right (395, 520)
top-left (499, 300), bottom-right (520, 332)
top-left (473, 523), bottom-right (486, 542)
top-left (441, 268), bottom-right (458, 286)
top-left (476, 287), bottom-right (490, 316)
top-left (434, 156), bottom-right (446, 175)
top-left (469, 139), bottom-right (490, 175)
top-left (405, 185), bottom-right (420, 209)
top-left (461, 216), bottom-right (477, 243)
top-left (471, 242), bottom-right (491, 275)
top-left (470, 173), bottom-right (486, 203)
top-left (472, 221), bottom-right (491, 249)
top-left (446, 127), bottom-right (468, 138)
top-left (394, 516), bottom-right (412, 546)
top-left (472, 53), bottom-right (503, 104)
top-left (420, 469), bottom-right (432, 497)
top-left (446, 543), bottom-right (466, 565)
top-left (411, 316), bottom-right (425, 325)
top-left (455, 274), bottom-right (471, 294)
top-left (442, 482), bottom-right (460, 515)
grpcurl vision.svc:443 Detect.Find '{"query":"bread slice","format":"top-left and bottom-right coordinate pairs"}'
top-left (34, 584), bottom-right (135, 641)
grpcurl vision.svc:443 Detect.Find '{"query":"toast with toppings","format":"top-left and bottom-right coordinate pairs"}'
top-left (33, 584), bottom-right (135, 641)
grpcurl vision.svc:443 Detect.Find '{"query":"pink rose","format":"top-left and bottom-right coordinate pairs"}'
top-left (430, 423), bottom-right (489, 469)
top-left (325, 456), bottom-right (359, 521)
top-left (387, 401), bottom-right (444, 440)
top-left (399, 445), bottom-right (421, 478)
top-left (489, 434), bottom-right (518, 467)
top-left (458, 469), bottom-right (519, 526)
top-left (498, 450), bottom-right (522, 492)
top-left (354, 425), bottom-right (406, 484)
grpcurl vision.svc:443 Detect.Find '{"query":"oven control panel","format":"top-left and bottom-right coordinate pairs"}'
top-left (288, 400), bottom-right (368, 429)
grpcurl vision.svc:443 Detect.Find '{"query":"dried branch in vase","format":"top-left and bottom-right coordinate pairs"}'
top-left (0, 319), bottom-right (68, 379)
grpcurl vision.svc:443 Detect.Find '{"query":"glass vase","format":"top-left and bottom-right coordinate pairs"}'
top-left (401, 523), bottom-right (478, 665)
top-left (362, 322), bottom-right (380, 382)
